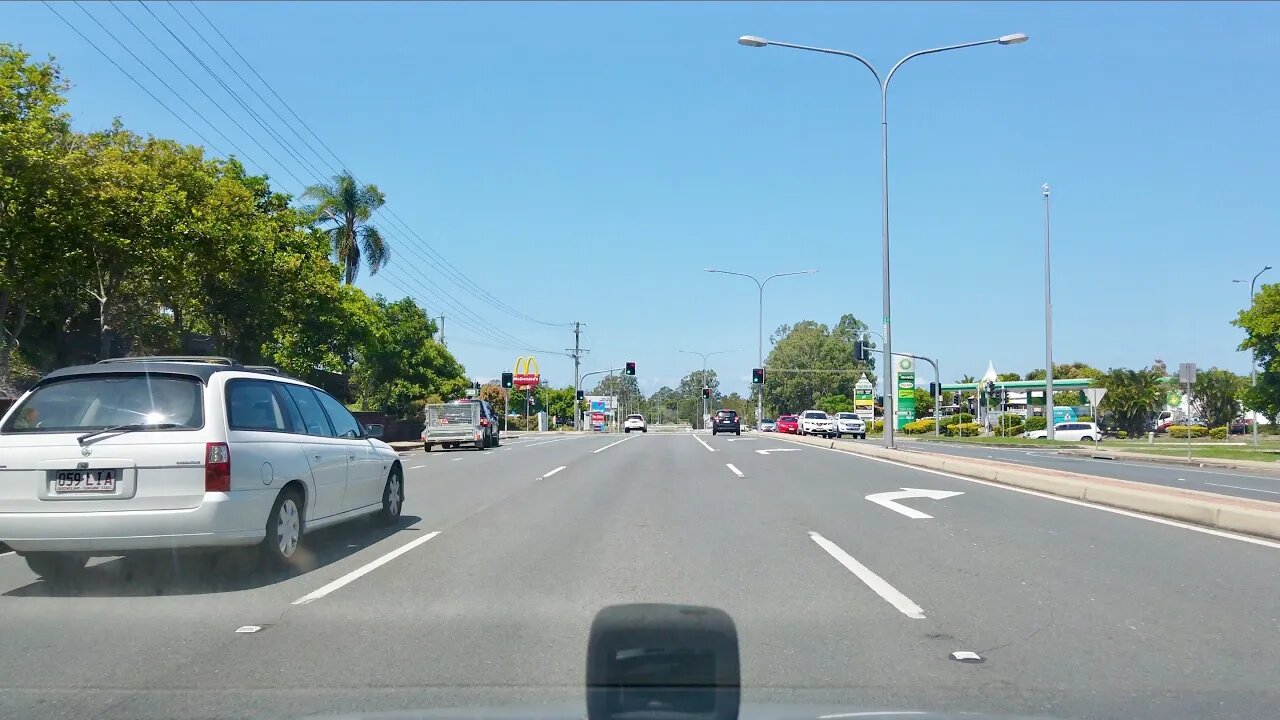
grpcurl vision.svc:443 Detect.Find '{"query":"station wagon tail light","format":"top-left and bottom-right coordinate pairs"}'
top-left (479, 418), bottom-right (489, 427)
top-left (205, 442), bottom-right (231, 492)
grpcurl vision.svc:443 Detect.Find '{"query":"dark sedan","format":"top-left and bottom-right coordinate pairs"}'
top-left (711, 409), bottom-right (741, 436)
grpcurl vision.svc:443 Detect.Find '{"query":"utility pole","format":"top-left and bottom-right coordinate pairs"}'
top-left (437, 315), bottom-right (446, 347)
top-left (567, 321), bottom-right (588, 431)
top-left (1043, 183), bottom-right (1054, 441)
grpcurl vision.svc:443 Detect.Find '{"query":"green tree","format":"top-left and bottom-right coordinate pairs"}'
top-left (818, 394), bottom-right (855, 415)
top-left (1054, 390), bottom-right (1085, 407)
top-left (997, 372), bottom-right (1021, 382)
top-left (1235, 283), bottom-right (1280, 424)
top-left (1099, 367), bottom-right (1167, 437)
top-left (1025, 362), bottom-right (1103, 381)
top-left (913, 387), bottom-right (935, 417)
top-left (678, 369), bottom-right (720, 402)
top-left (1191, 367), bottom-right (1244, 428)
top-left (764, 316), bottom-right (875, 415)
top-left (479, 382), bottom-right (506, 418)
top-left (0, 45), bottom-right (80, 394)
top-left (302, 170), bottom-right (389, 285)
top-left (591, 373), bottom-right (644, 408)
top-left (350, 296), bottom-right (464, 417)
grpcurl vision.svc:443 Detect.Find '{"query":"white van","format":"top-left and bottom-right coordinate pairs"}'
top-left (0, 356), bottom-right (404, 582)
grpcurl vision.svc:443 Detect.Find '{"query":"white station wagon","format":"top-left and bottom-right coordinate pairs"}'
top-left (0, 356), bottom-right (404, 582)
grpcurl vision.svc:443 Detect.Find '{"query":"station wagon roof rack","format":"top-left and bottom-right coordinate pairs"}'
top-left (97, 356), bottom-right (240, 366)
top-left (243, 365), bottom-right (282, 375)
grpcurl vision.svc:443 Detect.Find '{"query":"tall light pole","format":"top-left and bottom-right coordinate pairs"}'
top-left (1234, 265), bottom-right (1272, 447)
top-left (705, 268), bottom-right (818, 426)
top-left (679, 348), bottom-right (736, 428)
top-left (738, 32), bottom-right (1028, 449)
top-left (1043, 183), bottom-right (1054, 441)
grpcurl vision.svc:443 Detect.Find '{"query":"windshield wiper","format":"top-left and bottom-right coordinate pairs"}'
top-left (77, 423), bottom-right (181, 445)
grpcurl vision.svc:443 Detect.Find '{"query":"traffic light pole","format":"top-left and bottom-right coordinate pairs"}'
top-left (577, 367), bottom-right (623, 431)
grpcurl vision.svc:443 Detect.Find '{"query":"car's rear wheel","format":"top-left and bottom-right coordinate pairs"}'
top-left (375, 466), bottom-right (403, 526)
top-left (1081, 436), bottom-right (1093, 442)
top-left (23, 552), bottom-right (89, 582)
top-left (423, 443), bottom-right (431, 452)
top-left (735, 430), bottom-right (740, 436)
top-left (262, 488), bottom-right (304, 569)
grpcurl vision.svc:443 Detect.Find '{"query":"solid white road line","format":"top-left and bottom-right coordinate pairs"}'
top-left (542, 466), bottom-right (566, 478)
top-left (1206, 482), bottom-right (1280, 495)
top-left (450, 457), bottom-right (465, 462)
top-left (786, 438), bottom-right (1280, 550)
top-left (526, 438), bottom-right (564, 447)
top-left (593, 434), bottom-right (639, 454)
top-left (407, 464), bottom-right (426, 470)
top-left (292, 530), bottom-right (442, 605)
top-left (725, 463), bottom-right (744, 478)
top-left (808, 531), bottom-right (926, 619)
top-left (693, 434), bottom-right (715, 452)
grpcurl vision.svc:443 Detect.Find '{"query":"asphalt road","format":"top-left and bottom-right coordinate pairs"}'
top-left (2, 431), bottom-right (1279, 720)
top-left (873, 437), bottom-right (1280, 503)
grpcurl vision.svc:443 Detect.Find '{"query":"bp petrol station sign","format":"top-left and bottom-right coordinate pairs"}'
top-left (893, 354), bottom-right (916, 430)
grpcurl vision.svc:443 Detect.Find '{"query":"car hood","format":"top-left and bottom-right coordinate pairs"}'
top-left (303, 703), bottom-right (1059, 720)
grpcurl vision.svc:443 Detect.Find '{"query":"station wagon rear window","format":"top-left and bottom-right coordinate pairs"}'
top-left (1, 374), bottom-right (204, 433)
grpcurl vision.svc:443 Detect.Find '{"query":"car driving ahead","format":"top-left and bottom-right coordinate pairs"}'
top-left (0, 356), bottom-right (404, 582)
top-left (623, 414), bottom-right (647, 433)
top-left (711, 409), bottom-right (740, 436)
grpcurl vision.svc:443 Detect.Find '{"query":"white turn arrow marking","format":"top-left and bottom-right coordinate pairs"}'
top-left (755, 448), bottom-right (801, 455)
top-left (865, 488), bottom-right (964, 519)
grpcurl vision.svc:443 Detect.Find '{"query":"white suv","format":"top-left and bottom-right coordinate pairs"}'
top-left (834, 412), bottom-right (867, 439)
top-left (623, 414), bottom-right (647, 433)
top-left (799, 410), bottom-right (837, 438)
top-left (0, 356), bottom-right (404, 582)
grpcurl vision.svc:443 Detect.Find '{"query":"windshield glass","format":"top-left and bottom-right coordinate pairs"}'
top-left (803, 411), bottom-right (827, 419)
top-left (1, 374), bottom-right (203, 433)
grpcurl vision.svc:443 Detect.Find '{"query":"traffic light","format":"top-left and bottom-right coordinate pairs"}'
top-left (952, 392), bottom-right (961, 406)
top-left (752, 368), bottom-right (765, 385)
top-left (854, 339), bottom-right (868, 361)
top-left (702, 387), bottom-right (711, 399)
top-left (928, 382), bottom-right (940, 398)
top-left (501, 372), bottom-right (514, 389)
top-left (576, 389), bottom-right (585, 400)
top-left (624, 361), bottom-right (636, 376)
top-left (985, 380), bottom-right (996, 396)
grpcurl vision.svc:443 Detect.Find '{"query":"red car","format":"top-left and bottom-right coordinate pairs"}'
top-left (776, 415), bottom-right (799, 434)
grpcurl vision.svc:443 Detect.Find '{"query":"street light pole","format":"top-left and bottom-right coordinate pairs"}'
top-left (679, 348), bottom-right (736, 429)
top-left (1234, 265), bottom-right (1272, 447)
top-left (1044, 183), bottom-right (1055, 441)
top-left (738, 32), bottom-right (1028, 450)
top-left (705, 268), bottom-right (817, 427)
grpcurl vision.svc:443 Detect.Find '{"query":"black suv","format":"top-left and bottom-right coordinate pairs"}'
top-left (711, 409), bottom-right (740, 436)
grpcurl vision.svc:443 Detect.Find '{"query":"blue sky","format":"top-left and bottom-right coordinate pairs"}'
top-left (5, 1), bottom-right (1277, 395)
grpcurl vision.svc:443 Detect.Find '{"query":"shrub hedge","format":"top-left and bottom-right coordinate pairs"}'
top-left (1167, 425), bottom-right (1209, 438)
top-left (947, 422), bottom-right (981, 437)
top-left (1024, 416), bottom-right (1047, 432)
top-left (1209, 426), bottom-right (1228, 440)
top-left (902, 419), bottom-right (936, 435)
top-left (939, 413), bottom-right (974, 427)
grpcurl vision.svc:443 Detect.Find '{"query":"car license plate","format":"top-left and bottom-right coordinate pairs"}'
top-left (52, 469), bottom-right (119, 494)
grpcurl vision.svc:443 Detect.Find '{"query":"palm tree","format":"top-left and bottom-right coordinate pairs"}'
top-left (303, 171), bottom-right (389, 284)
top-left (1099, 367), bottom-right (1167, 437)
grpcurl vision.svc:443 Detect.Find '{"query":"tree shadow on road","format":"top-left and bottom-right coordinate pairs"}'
top-left (4, 514), bottom-right (423, 598)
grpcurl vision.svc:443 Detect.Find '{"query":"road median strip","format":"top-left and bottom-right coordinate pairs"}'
top-left (778, 434), bottom-right (1280, 541)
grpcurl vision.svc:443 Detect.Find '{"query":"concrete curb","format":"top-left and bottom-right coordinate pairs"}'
top-left (1055, 448), bottom-right (1280, 474)
top-left (777, 434), bottom-right (1280, 541)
